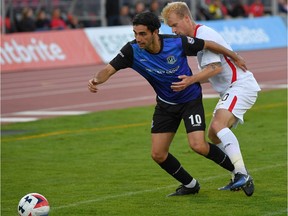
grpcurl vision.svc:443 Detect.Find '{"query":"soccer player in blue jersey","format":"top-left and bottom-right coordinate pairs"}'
top-left (88, 12), bottom-right (247, 196)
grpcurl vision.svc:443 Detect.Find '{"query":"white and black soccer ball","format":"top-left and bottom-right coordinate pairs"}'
top-left (18, 193), bottom-right (50, 216)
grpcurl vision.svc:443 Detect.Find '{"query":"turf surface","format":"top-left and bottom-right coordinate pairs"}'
top-left (1, 89), bottom-right (287, 216)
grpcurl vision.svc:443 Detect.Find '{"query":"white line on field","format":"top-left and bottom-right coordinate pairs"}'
top-left (263, 209), bottom-right (288, 216)
top-left (0, 117), bottom-right (39, 123)
top-left (13, 111), bottom-right (89, 116)
top-left (1, 111), bottom-right (89, 123)
top-left (52, 163), bottom-right (286, 210)
top-left (259, 84), bottom-right (288, 89)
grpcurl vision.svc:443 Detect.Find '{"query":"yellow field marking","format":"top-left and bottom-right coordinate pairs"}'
top-left (1, 123), bottom-right (149, 142)
top-left (2, 102), bottom-right (286, 142)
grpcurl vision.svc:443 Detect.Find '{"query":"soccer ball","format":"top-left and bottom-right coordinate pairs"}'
top-left (18, 193), bottom-right (50, 216)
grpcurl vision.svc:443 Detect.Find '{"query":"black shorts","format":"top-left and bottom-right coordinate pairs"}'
top-left (151, 97), bottom-right (206, 134)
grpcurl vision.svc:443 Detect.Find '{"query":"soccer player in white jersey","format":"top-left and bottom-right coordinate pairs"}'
top-left (161, 2), bottom-right (261, 196)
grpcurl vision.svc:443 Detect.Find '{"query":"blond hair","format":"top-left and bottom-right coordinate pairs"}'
top-left (161, 2), bottom-right (193, 24)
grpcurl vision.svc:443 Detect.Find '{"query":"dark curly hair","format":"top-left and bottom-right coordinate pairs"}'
top-left (132, 11), bottom-right (161, 33)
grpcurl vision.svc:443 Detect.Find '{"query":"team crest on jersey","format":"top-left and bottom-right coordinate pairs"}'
top-left (187, 36), bottom-right (195, 44)
top-left (167, 56), bottom-right (176, 64)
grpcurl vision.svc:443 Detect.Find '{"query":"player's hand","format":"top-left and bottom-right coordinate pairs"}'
top-left (234, 54), bottom-right (247, 71)
top-left (88, 78), bottom-right (99, 93)
top-left (171, 75), bottom-right (192, 92)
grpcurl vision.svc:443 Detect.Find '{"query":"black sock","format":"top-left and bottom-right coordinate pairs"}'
top-left (206, 143), bottom-right (234, 172)
top-left (159, 153), bottom-right (193, 185)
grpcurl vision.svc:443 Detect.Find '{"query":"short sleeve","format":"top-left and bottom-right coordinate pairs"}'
top-left (109, 42), bottom-right (134, 71)
top-left (181, 36), bottom-right (205, 56)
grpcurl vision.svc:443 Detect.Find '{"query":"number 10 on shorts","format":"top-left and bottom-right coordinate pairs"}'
top-left (189, 114), bottom-right (202, 126)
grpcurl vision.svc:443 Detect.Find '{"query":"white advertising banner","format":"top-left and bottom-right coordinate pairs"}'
top-left (84, 26), bottom-right (135, 63)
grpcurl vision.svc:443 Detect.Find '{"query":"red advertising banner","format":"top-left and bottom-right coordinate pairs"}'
top-left (0, 29), bottom-right (103, 72)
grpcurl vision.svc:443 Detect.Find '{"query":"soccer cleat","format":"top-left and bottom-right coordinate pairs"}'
top-left (218, 179), bottom-right (234, 191)
top-left (167, 181), bottom-right (200, 197)
top-left (231, 173), bottom-right (252, 191)
top-left (218, 179), bottom-right (242, 191)
top-left (242, 177), bottom-right (254, 197)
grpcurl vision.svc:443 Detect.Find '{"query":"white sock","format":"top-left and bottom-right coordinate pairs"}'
top-left (185, 178), bottom-right (197, 188)
top-left (217, 128), bottom-right (247, 175)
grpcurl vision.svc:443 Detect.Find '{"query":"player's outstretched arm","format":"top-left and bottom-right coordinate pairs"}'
top-left (88, 64), bottom-right (117, 93)
top-left (204, 40), bottom-right (247, 71)
top-left (171, 62), bottom-right (222, 92)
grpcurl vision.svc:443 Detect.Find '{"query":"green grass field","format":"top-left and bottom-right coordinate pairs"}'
top-left (1, 89), bottom-right (287, 216)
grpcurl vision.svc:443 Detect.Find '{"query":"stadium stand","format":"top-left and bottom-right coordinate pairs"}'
top-left (0, 0), bottom-right (285, 34)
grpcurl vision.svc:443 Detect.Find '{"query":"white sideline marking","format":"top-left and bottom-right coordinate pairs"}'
top-left (1, 111), bottom-right (89, 123)
top-left (0, 117), bottom-right (38, 123)
top-left (14, 111), bottom-right (89, 116)
top-left (203, 94), bottom-right (219, 98)
top-left (259, 84), bottom-right (288, 89)
top-left (263, 209), bottom-right (288, 216)
top-left (52, 163), bottom-right (286, 211)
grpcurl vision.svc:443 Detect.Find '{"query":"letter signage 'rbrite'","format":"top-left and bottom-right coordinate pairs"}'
top-left (0, 38), bottom-right (66, 64)
top-left (1, 29), bottom-right (102, 72)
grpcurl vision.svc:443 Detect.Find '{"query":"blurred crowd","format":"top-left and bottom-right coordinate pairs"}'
top-left (1, 7), bottom-right (82, 34)
top-left (196, 0), bottom-right (287, 20)
top-left (1, 0), bottom-right (287, 34)
top-left (107, 0), bottom-right (288, 26)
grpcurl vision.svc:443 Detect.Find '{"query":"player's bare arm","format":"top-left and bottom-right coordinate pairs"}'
top-left (204, 40), bottom-right (247, 71)
top-left (88, 64), bottom-right (117, 93)
top-left (171, 62), bottom-right (222, 92)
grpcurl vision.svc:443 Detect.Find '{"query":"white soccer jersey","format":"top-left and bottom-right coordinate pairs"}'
top-left (194, 25), bottom-right (261, 96)
top-left (194, 25), bottom-right (261, 126)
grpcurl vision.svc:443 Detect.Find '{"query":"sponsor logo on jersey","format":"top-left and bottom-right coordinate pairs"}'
top-left (146, 66), bottom-right (180, 75)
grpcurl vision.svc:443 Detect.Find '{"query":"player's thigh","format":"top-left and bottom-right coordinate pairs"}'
top-left (151, 132), bottom-right (175, 162)
top-left (213, 89), bottom-right (258, 127)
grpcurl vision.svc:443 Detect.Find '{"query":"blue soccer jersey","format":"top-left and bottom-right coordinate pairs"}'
top-left (109, 34), bottom-right (204, 104)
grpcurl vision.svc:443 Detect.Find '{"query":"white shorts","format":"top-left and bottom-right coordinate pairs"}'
top-left (213, 85), bottom-right (259, 128)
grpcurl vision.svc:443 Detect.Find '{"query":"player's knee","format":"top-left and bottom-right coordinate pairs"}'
top-left (210, 120), bottom-right (221, 132)
top-left (151, 151), bottom-right (166, 164)
top-left (189, 141), bottom-right (209, 156)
